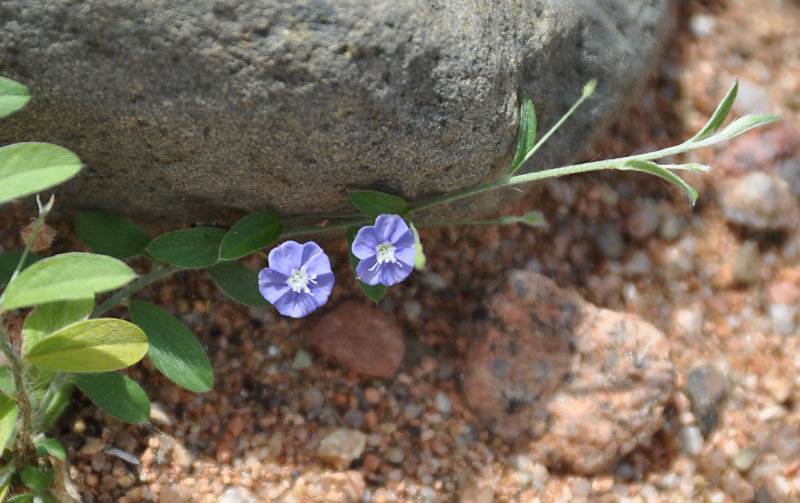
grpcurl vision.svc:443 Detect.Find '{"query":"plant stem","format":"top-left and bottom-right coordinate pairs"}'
top-left (91, 264), bottom-right (182, 318)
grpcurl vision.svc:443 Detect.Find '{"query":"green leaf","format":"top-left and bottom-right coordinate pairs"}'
top-left (0, 395), bottom-right (18, 451)
top-left (346, 226), bottom-right (386, 302)
top-left (208, 261), bottom-right (270, 307)
top-left (0, 253), bottom-right (136, 311)
top-left (621, 160), bottom-right (699, 205)
top-left (72, 372), bottom-right (150, 423)
top-left (19, 466), bottom-right (54, 492)
top-left (39, 382), bottom-right (74, 430)
top-left (26, 318), bottom-right (148, 373)
top-left (708, 113), bottom-right (782, 143)
top-left (34, 436), bottom-right (66, 461)
top-left (690, 78), bottom-right (738, 142)
top-left (74, 212), bottom-right (151, 260)
top-left (22, 298), bottom-right (94, 354)
top-left (147, 227), bottom-right (227, 267)
top-left (348, 190), bottom-right (408, 218)
top-left (0, 77), bottom-right (30, 119)
top-left (7, 494), bottom-right (33, 503)
top-left (499, 211), bottom-right (547, 228)
top-left (0, 367), bottom-right (13, 396)
top-left (409, 222), bottom-right (426, 270)
top-left (0, 251), bottom-right (41, 287)
top-left (0, 142), bottom-right (82, 206)
top-left (219, 211), bottom-right (283, 260)
top-left (129, 301), bottom-right (213, 392)
top-left (508, 96), bottom-right (537, 175)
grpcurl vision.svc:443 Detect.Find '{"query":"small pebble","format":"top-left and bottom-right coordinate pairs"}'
top-left (768, 304), bottom-right (796, 335)
top-left (433, 391), bottom-right (451, 414)
top-left (720, 173), bottom-right (798, 231)
top-left (386, 447), bottom-right (405, 465)
top-left (779, 157), bottom-right (800, 198)
top-left (420, 272), bottom-right (447, 290)
top-left (595, 223), bottom-right (625, 259)
top-left (292, 349), bottom-right (313, 370)
top-left (344, 409), bottom-right (365, 429)
top-left (317, 428), bottom-right (367, 470)
top-left (403, 300), bottom-right (422, 321)
top-left (734, 447), bottom-right (759, 472)
top-left (301, 388), bottom-right (325, 412)
top-left (689, 13), bottom-right (715, 37)
top-left (679, 426), bottom-right (705, 456)
top-left (628, 198), bottom-right (661, 240)
top-left (624, 250), bottom-right (652, 277)
top-left (218, 486), bottom-right (257, 503)
top-left (686, 364), bottom-right (727, 436)
top-left (659, 214), bottom-right (684, 241)
top-left (733, 241), bottom-right (760, 284)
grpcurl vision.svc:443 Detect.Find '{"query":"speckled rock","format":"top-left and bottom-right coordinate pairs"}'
top-left (464, 269), bottom-right (675, 474)
top-left (310, 301), bottom-right (405, 377)
top-left (686, 364), bottom-right (727, 437)
top-left (718, 172), bottom-right (799, 231)
top-left (0, 0), bottom-right (668, 228)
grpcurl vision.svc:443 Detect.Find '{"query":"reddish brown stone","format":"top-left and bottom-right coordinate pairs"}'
top-left (464, 270), bottom-right (675, 474)
top-left (310, 301), bottom-right (405, 378)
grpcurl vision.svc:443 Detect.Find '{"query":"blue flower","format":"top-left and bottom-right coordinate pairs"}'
top-left (258, 241), bottom-right (334, 318)
top-left (352, 214), bottom-right (416, 286)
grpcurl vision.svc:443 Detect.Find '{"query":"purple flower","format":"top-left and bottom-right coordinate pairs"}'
top-left (258, 241), bottom-right (334, 318)
top-left (352, 214), bottom-right (416, 286)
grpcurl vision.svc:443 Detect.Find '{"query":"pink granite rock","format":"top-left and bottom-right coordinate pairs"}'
top-left (310, 301), bottom-right (405, 378)
top-left (464, 270), bottom-right (675, 474)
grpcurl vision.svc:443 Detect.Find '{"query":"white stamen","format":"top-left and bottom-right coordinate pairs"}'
top-left (286, 266), bottom-right (317, 294)
top-left (369, 241), bottom-right (401, 272)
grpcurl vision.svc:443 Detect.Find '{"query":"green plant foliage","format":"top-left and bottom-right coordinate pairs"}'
top-left (25, 318), bottom-right (148, 373)
top-left (0, 395), bottom-right (18, 450)
top-left (71, 372), bottom-right (150, 423)
top-left (498, 211), bottom-right (546, 228)
top-left (208, 261), bottom-right (270, 307)
top-left (129, 301), bottom-right (213, 392)
top-left (0, 253), bottom-right (136, 311)
top-left (21, 298), bottom-right (94, 354)
top-left (0, 143), bottom-right (82, 206)
top-left (622, 159), bottom-right (700, 205)
top-left (348, 190), bottom-right (408, 218)
top-left (0, 77), bottom-right (30, 119)
top-left (34, 437), bottom-right (65, 461)
top-left (508, 95), bottom-right (537, 175)
top-left (74, 212), bottom-right (151, 260)
top-left (6, 494), bottom-right (33, 503)
top-left (346, 226), bottom-right (386, 302)
top-left (691, 78), bottom-right (738, 142)
top-left (19, 465), bottom-right (54, 492)
top-left (410, 222), bottom-right (426, 271)
top-left (38, 382), bottom-right (74, 430)
top-left (0, 252), bottom-right (41, 287)
top-left (0, 367), bottom-right (13, 395)
top-left (219, 211), bottom-right (283, 260)
top-left (147, 227), bottom-right (227, 267)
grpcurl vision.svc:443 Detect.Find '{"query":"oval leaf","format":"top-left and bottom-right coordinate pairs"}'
top-left (34, 436), bottom-right (66, 461)
top-left (147, 227), bottom-right (227, 267)
top-left (508, 95), bottom-right (537, 175)
top-left (22, 298), bottom-right (94, 354)
top-left (129, 301), bottom-right (213, 392)
top-left (0, 142), bottom-right (82, 205)
top-left (26, 318), bottom-right (148, 373)
top-left (0, 251), bottom-right (40, 287)
top-left (75, 211), bottom-right (151, 260)
top-left (348, 190), bottom-right (408, 218)
top-left (346, 226), bottom-right (386, 302)
top-left (19, 466), bottom-right (54, 492)
top-left (0, 253), bottom-right (136, 311)
top-left (0, 77), bottom-right (30, 119)
top-left (219, 211), bottom-right (283, 260)
top-left (72, 372), bottom-right (150, 423)
top-left (40, 382), bottom-right (74, 430)
top-left (0, 395), bottom-right (18, 451)
top-left (208, 261), bottom-right (270, 308)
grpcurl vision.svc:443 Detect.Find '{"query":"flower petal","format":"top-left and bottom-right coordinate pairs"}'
top-left (377, 261), bottom-right (413, 286)
top-left (376, 214), bottom-right (411, 243)
top-left (355, 256), bottom-right (381, 285)
top-left (271, 290), bottom-right (319, 318)
top-left (351, 225), bottom-right (382, 259)
top-left (267, 241), bottom-right (305, 275)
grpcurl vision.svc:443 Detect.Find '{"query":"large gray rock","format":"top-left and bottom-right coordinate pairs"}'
top-left (0, 0), bottom-right (668, 228)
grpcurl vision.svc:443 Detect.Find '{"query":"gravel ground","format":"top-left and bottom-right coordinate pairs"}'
top-left (3, 0), bottom-right (800, 502)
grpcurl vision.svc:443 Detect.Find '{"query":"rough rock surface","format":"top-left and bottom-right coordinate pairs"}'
top-left (310, 301), bottom-right (405, 377)
top-left (0, 0), bottom-right (668, 228)
top-left (464, 270), bottom-right (675, 474)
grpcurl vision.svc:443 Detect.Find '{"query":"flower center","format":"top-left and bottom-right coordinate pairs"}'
top-left (369, 241), bottom-right (401, 272)
top-left (286, 266), bottom-right (317, 294)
